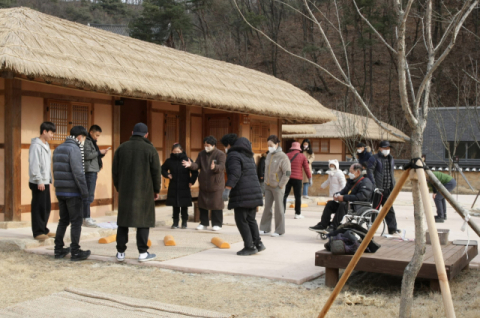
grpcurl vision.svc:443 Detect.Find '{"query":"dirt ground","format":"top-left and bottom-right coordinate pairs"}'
top-left (1, 250), bottom-right (480, 317)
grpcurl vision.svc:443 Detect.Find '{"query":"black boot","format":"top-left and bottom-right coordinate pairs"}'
top-left (181, 219), bottom-right (187, 229)
top-left (71, 249), bottom-right (91, 261)
top-left (237, 246), bottom-right (258, 256)
top-left (54, 247), bottom-right (71, 259)
top-left (171, 219), bottom-right (179, 229)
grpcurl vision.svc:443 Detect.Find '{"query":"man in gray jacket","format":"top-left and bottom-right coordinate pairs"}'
top-left (53, 126), bottom-right (90, 261)
top-left (259, 135), bottom-right (291, 236)
top-left (83, 125), bottom-right (109, 227)
top-left (29, 122), bottom-right (56, 241)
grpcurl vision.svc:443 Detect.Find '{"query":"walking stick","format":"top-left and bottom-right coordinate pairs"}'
top-left (317, 168), bottom-right (411, 318)
top-left (416, 160), bottom-right (456, 317)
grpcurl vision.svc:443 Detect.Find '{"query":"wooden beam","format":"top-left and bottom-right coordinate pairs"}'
top-left (112, 97), bottom-right (121, 211)
top-left (278, 118), bottom-right (283, 143)
top-left (4, 78), bottom-right (22, 221)
top-left (21, 90), bottom-right (110, 105)
top-left (147, 101), bottom-right (153, 141)
top-left (179, 105), bottom-right (191, 155)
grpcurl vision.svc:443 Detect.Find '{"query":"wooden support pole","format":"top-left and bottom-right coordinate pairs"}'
top-left (318, 168), bottom-right (411, 318)
top-left (426, 169), bottom-right (480, 238)
top-left (4, 78), bottom-right (22, 221)
top-left (417, 164), bottom-right (456, 318)
top-left (112, 97), bottom-right (120, 212)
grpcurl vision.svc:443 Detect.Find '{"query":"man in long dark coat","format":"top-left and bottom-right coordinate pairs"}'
top-left (112, 123), bottom-right (161, 262)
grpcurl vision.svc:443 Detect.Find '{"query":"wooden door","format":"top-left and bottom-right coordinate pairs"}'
top-left (120, 99), bottom-right (147, 144)
top-left (163, 113), bottom-right (179, 191)
top-left (205, 114), bottom-right (232, 151)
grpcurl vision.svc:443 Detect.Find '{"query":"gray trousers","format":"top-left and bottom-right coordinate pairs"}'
top-left (259, 185), bottom-right (285, 235)
top-left (434, 179), bottom-right (457, 219)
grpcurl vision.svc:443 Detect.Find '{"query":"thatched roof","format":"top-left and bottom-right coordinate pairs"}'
top-left (0, 7), bottom-right (336, 124)
top-left (283, 110), bottom-right (408, 142)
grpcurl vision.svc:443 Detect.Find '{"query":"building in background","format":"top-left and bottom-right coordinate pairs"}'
top-left (0, 7), bottom-right (336, 222)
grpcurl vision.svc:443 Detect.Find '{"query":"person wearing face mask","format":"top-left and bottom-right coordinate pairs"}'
top-left (355, 142), bottom-right (372, 169)
top-left (301, 139), bottom-right (315, 199)
top-left (320, 160), bottom-right (346, 198)
top-left (183, 136), bottom-right (226, 231)
top-left (162, 143), bottom-right (198, 229)
top-left (367, 140), bottom-right (400, 234)
top-left (309, 163), bottom-right (373, 233)
top-left (259, 135), bottom-right (291, 237)
top-left (52, 126), bottom-right (90, 261)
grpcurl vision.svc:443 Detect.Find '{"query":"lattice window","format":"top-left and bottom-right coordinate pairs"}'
top-left (46, 100), bottom-right (92, 144)
top-left (312, 140), bottom-right (320, 153)
top-left (251, 122), bottom-right (270, 152)
top-left (206, 116), bottom-right (231, 151)
top-left (321, 140), bottom-right (330, 153)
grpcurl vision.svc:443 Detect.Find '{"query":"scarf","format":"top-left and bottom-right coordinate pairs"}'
top-left (67, 135), bottom-right (84, 172)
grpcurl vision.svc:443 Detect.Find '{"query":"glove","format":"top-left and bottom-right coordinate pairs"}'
top-left (309, 178), bottom-right (313, 186)
top-left (222, 188), bottom-right (231, 201)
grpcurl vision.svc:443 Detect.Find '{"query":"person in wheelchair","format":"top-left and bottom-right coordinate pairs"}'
top-left (309, 163), bottom-right (374, 234)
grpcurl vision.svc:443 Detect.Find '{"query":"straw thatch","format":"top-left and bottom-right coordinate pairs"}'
top-left (282, 110), bottom-right (408, 142)
top-left (0, 7), bottom-right (336, 124)
top-left (282, 124), bottom-right (316, 135)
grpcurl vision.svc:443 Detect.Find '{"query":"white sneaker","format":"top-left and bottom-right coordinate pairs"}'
top-left (116, 252), bottom-right (125, 262)
top-left (270, 233), bottom-right (284, 237)
top-left (83, 218), bottom-right (98, 228)
top-left (303, 195), bottom-right (309, 199)
top-left (212, 226), bottom-right (222, 231)
top-left (294, 214), bottom-right (305, 219)
top-left (259, 230), bottom-right (270, 235)
top-left (196, 224), bottom-right (208, 230)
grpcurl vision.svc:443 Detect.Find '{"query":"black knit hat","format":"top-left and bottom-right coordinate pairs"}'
top-left (356, 142), bottom-right (366, 148)
top-left (133, 123), bottom-right (148, 136)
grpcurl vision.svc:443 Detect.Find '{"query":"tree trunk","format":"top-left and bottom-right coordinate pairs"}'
top-left (399, 128), bottom-right (426, 318)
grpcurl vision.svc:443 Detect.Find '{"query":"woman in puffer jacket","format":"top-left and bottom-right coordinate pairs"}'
top-left (321, 159), bottom-right (346, 197)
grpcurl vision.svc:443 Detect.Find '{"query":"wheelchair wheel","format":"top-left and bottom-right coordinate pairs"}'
top-left (358, 209), bottom-right (386, 236)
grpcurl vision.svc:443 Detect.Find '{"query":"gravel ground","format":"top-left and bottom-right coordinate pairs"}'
top-left (1, 250), bottom-right (480, 317)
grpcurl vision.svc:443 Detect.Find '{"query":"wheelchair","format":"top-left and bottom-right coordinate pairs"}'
top-left (318, 189), bottom-right (386, 240)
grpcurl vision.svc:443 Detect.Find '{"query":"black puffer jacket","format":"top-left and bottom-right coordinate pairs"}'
top-left (338, 176), bottom-right (374, 202)
top-left (52, 138), bottom-right (88, 198)
top-left (367, 152), bottom-right (395, 190)
top-left (225, 137), bottom-right (264, 209)
top-left (161, 152), bottom-right (198, 207)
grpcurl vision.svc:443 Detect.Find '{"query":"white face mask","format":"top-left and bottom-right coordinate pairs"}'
top-left (381, 149), bottom-right (390, 156)
top-left (348, 172), bottom-right (356, 179)
top-left (303, 144), bottom-right (309, 149)
top-left (205, 146), bottom-right (213, 153)
top-left (329, 167), bottom-right (336, 171)
top-left (357, 149), bottom-right (363, 154)
top-left (225, 148), bottom-right (228, 153)
top-left (268, 146), bottom-right (276, 153)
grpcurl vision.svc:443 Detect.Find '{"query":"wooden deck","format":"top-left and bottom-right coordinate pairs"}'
top-left (315, 236), bottom-right (478, 289)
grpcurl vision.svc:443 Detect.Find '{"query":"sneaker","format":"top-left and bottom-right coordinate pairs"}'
top-left (303, 195), bottom-right (310, 199)
top-left (34, 234), bottom-right (49, 241)
top-left (71, 249), bottom-right (91, 261)
top-left (237, 246), bottom-right (258, 256)
top-left (47, 232), bottom-right (56, 238)
top-left (294, 214), bottom-right (305, 219)
top-left (270, 233), bottom-right (284, 237)
top-left (256, 242), bottom-right (266, 252)
top-left (54, 247), bottom-right (71, 259)
top-left (196, 224), bottom-right (208, 230)
top-left (309, 223), bottom-right (327, 232)
top-left (435, 217), bottom-right (445, 223)
top-left (116, 252), bottom-right (125, 262)
top-left (212, 226), bottom-right (222, 231)
top-left (388, 229), bottom-right (402, 235)
top-left (181, 224), bottom-right (187, 229)
top-left (259, 230), bottom-right (270, 236)
top-left (171, 225), bottom-right (179, 229)
top-left (138, 252), bottom-right (157, 262)
top-left (83, 218), bottom-right (98, 228)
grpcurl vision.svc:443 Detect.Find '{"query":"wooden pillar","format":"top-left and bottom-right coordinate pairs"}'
top-left (146, 101), bottom-right (152, 142)
top-left (278, 118), bottom-right (283, 142)
top-left (112, 97), bottom-right (120, 211)
top-left (179, 105), bottom-right (191, 154)
top-left (4, 78), bottom-right (22, 221)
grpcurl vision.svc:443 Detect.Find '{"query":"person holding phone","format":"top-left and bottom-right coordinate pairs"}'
top-left (83, 125), bottom-right (109, 227)
top-left (182, 136), bottom-right (225, 231)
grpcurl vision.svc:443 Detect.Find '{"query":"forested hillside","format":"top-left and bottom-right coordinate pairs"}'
top-left (3, 0), bottom-right (480, 154)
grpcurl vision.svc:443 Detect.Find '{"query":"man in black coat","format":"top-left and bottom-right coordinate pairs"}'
top-left (113, 123), bottom-right (161, 262)
top-left (309, 163), bottom-right (373, 233)
top-left (367, 140), bottom-right (400, 234)
top-left (221, 134), bottom-right (265, 256)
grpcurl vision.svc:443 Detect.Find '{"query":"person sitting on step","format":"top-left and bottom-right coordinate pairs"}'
top-left (309, 163), bottom-right (373, 234)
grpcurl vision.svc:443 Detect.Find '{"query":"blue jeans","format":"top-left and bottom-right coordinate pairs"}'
top-left (83, 172), bottom-right (97, 219)
top-left (303, 183), bottom-right (310, 196)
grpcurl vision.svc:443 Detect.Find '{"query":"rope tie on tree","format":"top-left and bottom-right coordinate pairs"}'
top-left (461, 212), bottom-right (471, 259)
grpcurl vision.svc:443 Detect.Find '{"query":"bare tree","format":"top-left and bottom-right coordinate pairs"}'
top-left (233, 0), bottom-right (479, 316)
top-left (333, 102), bottom-right (370, 159)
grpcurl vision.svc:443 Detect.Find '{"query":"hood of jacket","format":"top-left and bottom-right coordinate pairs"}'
top-left (228, 137), bottom-right (254, 158)
top-left (271, 146), bottom-right (283, 155)
top-left (328, 159), bottom-right (340, 170)
top-left (31, 137), bottom-right (50, 151)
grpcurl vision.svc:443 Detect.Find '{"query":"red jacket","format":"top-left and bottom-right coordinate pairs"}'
top-left (287, 150), bottom-right (311, 181)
